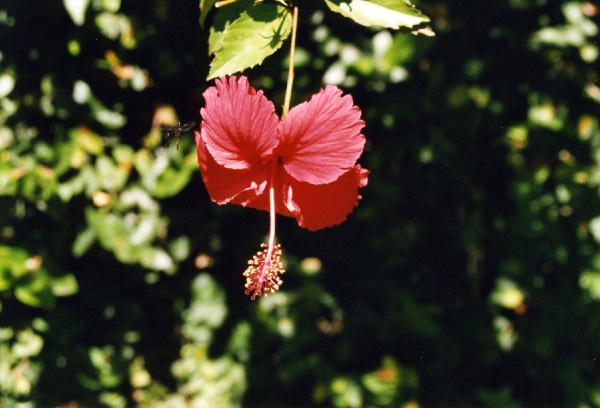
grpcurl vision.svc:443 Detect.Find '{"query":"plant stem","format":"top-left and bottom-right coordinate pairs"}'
top-left (282, 5), bottom-right (298, 118)
top-left (215, 0), bottom-right (237, 8)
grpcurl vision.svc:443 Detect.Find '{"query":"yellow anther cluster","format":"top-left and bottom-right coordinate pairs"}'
top-left (243, 243), bottom-right (285, 300)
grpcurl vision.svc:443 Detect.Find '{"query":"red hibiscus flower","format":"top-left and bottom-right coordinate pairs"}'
top-left (195, 76), bottom-right (369, 299)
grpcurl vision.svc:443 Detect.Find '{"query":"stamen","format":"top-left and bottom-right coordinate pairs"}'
top-left (243, 243), bottom-right (285, 300)
top-left (243, 155), bottom-right (283, 300)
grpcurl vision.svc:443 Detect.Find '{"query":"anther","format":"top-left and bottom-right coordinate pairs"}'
top-left (243, 243), bottom-right (285, 300)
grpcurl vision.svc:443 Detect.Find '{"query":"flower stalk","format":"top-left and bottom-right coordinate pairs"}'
top-left (282, 5), bottom-right (298, 118)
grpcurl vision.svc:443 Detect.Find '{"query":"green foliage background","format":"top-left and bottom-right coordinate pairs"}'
top-left (1, 0), bottom-right (600, 406)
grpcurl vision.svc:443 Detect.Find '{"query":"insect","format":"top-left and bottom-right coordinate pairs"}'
top-left (159, 121), bottom-right (196, 150)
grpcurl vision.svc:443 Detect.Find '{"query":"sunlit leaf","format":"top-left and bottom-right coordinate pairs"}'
top-left (100, 0), bottom-right (121, 13)
top-left (580, 269), bottom-right (600, 300)
top-left (330, 377), bottom-right (363, 407)
top-left (207, 0), bottom-right (254, 56)
top-left (324, 0), bottom-right (432, 34)
top-left (13, 328), bottom-right (44, 358)
top-left (96, 155), bottom-right (129, 192)
top-left (207, 3), bottom-right (292, 80)
top-left (63, 0), bottom-right (91, 26)
top-left (0, 71), bottom-right (15, 99)
top-left (94, 108), bottom-right (127, 129)
top-left (71, 127), bottom-right (104, 155)
top-left (139, 247), bottom-right (174, 272)
top-left (0, 246), bottom-right (28, 270)
top-left (528, 101), bottom-right (566, 131)
top-left (51, 273), bottom-right (79, 297)
top-left (0, 246), bottom-right (29, 290)
top-left (95, 12), bottom-right (131, 41)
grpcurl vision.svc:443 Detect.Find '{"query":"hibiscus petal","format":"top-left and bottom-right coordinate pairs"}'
top-left (201, 76), bottom-right (279, 170)
top-left (196, 131), bottom-right (269, 205)
top-left (286, 165), bottom-right (369, 231)
top-left (278, 86), bottom-right (366, 185)
top-left (237, 164), bottom-right (296, 218)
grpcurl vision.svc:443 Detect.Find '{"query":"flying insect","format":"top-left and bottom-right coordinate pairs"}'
top-left (159, 121), bottom-right (196, 150)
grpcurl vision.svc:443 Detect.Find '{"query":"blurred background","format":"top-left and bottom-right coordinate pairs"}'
top-left (1, 0), bottom-right (600, 406)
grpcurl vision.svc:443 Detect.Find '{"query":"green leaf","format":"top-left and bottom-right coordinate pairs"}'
top-left (330, 377), bottom-right (363, 407)
top-left (51, 273), bottom-right (79, 297)
top-left (63, 0), bottom-right (91, 26)
top-left (199, 0), bottom-right (218, 29)
top-left (361, 356), bottom-right (400, 406)
top-left (208, 0), bottom-right (254, 56)
top-left (139, 247), bottom-right (174, 272)
top-left (99, 0), bottom-right (121, 13)
top-left (323, 0), bottom-right (432, 34)
top-left (0, 247), bottom-right (59, 309)
top-left (71, 127), bottom-right (104, 155)
top-left (0, 266), bottom-right (13, 291)
top-left (207, 3), bottom-right (292, 80)
top-left (169, 236), bottom-right (190, 262)
top-left (0, 71), bottom-right (16, 98)
top-left (96, 155), bottom-right (129, 192)
top-left (0, 246), bottom-right (29, 289)
top-left (152, 161), bottom-right (196, 198)
top-left (14, 271), bottom-right (56, 309)
top-left (72, 226), bottom-right (96, 258)
top-left (85, 208), bottom-right (130, 253)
